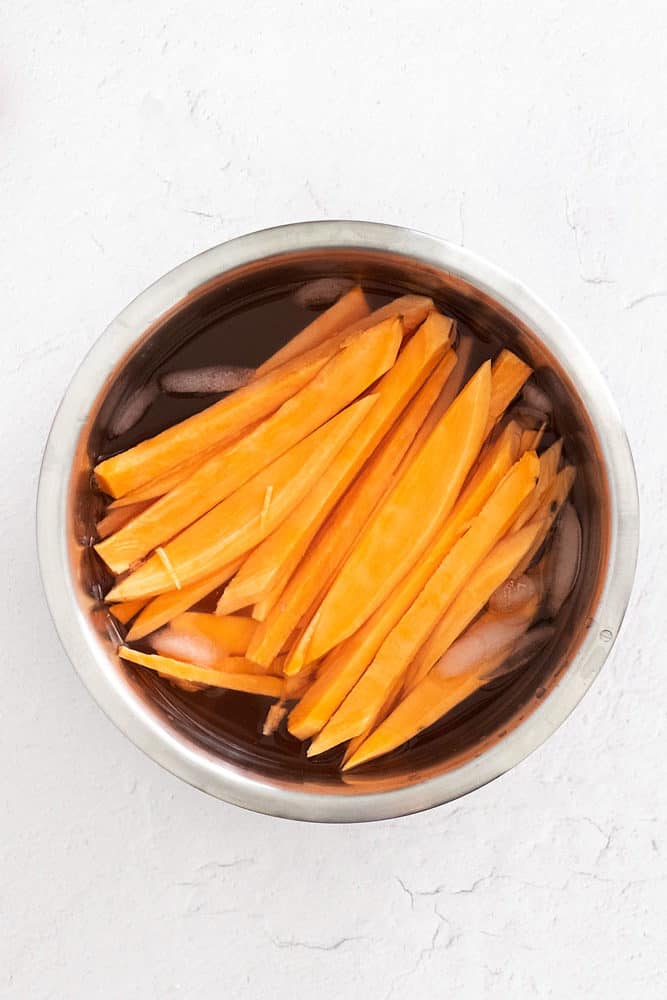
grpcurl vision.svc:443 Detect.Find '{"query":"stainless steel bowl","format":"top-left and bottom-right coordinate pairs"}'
top-left (37, 221), bottom-right (639, 822)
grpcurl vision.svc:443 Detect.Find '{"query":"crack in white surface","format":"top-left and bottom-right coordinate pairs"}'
top-left (175, 858), bottom-right (253, 886)
top-left (383, 905), bottom-right (458, 999)
top-left (271, 935), bottom-right (365, 953)
top-left (626, 290), bottom-right (667, 309)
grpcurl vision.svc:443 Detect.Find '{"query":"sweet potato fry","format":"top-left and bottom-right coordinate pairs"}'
top-left (107, 448), bottom-right (225, 508)
top-left (96, 318), bottom-right (401, 574)
top-left (106, 397), bottom-right (376, 602)
top-left (341, 675), bottom-right (404, 766)
top-left (163, 612), bottom-right (257, 655)
top-left (118, 646), bottom-right (283, 697)
top-left (150, 624), bottom-right (281, 675)
top-left (452, 420), bottom-right (523, 530)
top-left (519, 422), bottom-right (546, 454)
top-left (286, 406), bottom-right (516, 691)
top-left (343, 673), bottom-right (481, 770)
top-left (288, 361), bottom-right (492, 671)
top-left (96, 501), bottom-right (154, 539)
top-left (288, 453), bottom-right (537, 743)
top-left (127, 557), bottom-right (244, 640)
top-left (253, 286), bottom-right (370, 376)
top-left (484, 350), bottom-right (532, 438)
top-left (339, 294), bottom-right (434, 338)
top-left (402, 519), bottom-right (544, 692)
top-left (95, 291), bottom-right (404, 501)
top-left (219, 312), bottom-right (453, 616)
top-left (345, 610), bottom-right (553, 770)
top-left (243, 351), bottom-right (457, 656)
top-left (512, 465), bottom-right (576, 576)
top-left (150, 627), bottom-right (282, 675)
top-left (307, 452), bottom-right (538, 755)
top-left (393, 333), bottom-right (473, 478)
top-left (95, 344), bottom-right (332, 501)
top-left (249, 582), bottom-right (282, 622)
top-left (511, 438), bottom-right (563, 532)
top-left (109, 598), bottom-right (147, 625)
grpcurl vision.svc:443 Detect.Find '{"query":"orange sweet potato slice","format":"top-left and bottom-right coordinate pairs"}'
top-left (107, 447), bottom-right (226, 508)
top-left (253, 286), bottom-right (369, 377)
top-left (287, 361), bottom-right (492, 671)
top-left (287, 372), bottom-right (534, 737)
top-left (484, 350), bottom-right (532, 438)
top-left (106, 396), bottom-right (377, 602)
top-left (219, 312), bottom-right (453, 616)
top-left (109, 598), bottom-right (147, 625)
top-left (402, 519), bottom-right (545, 692)
top-left (307, 452), bottom-right (539, 755)
top-left (96, 317), bottom-right (401, 574)
top-left (342, 672), bottom-right (481, 770)
top-left (245, 351), bottom-right (457, 662)
top-left (345, 596), bottom-right (549, 770)
top-left (512, 465), bottom-right (576, 576)
top-left (511, 438), bottom-right (563, 532)
top-left (164, 612), bottom-right (257, 655)
top-left (118, 646), bottom-right (283, 697)
top-left (126, 557), bottom-right (244, 640)
top-left (96, 500), bottom-right (154, 539)
top-left (95, 343), bottom-right (332, 500)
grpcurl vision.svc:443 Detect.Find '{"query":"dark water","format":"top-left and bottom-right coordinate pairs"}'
top-left (88, 277), bottom-right (574, 783)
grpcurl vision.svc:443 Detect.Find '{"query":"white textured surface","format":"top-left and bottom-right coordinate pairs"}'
top-left (2, 2), bottom-right (666, 996)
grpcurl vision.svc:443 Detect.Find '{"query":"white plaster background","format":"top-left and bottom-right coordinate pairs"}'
top-left (2, 2), bottom-right (666, 997)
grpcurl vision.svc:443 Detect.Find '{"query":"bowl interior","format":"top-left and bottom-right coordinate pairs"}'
top-left (69, 247), bottom-right (610, 798)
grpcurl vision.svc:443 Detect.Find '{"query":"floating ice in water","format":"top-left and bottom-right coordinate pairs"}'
top-left (293, 277), bottom-right (354, 310)
top-left (150, 627), bottom-right (217, 668)
top-left (437, 618), bottom-right (528, 679)
top-left (513, 404), bottom-right (549, 429)
top-left (489, 574), bottom-right (538, 616)
top-left (522, 381), bottom-right (553, 415)
top-left (108, 381), bottom-right (159, 438)
top-left (479, 624), bottom-right (556, 680)
top-left (546, 502), bottom-right (582, 617)
top-left (149, 629), bottom-right (213, 691)
top-left (159, 365), bottom-right (255, 395)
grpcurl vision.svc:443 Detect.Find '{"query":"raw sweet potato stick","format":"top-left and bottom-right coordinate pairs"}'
top-left (96, 344), bottom-right (331, 500)
top-left (244, 351), bottom-right (457, 659)
top-left (344, 546), bottom-right (547, 770)
top-left (286, 367), bottom-right (534, 737)
top-left (307, 452), bottom-right (539, 755)
top-left (96, 317), bottom-right (401, 574)
top-left (252, 286), bottom-right (369, 376)
top-left (483, 349), bottom-right (532, 438)
top-left (106, 396), bottom-right (377, 602)
top-left (402, 519), bottom-right (545, 693)
top-left (511, 438), bottom-right (563, 532)
top-left (158, 612), bottom-right (257, 656)
top-left (253, 291), bottom-right (432, 378)
top-left (94, 288), bottom-right (411, 500)
top-left (127, 557), bottom-right (244, 640)
top-left (108, 446), bottom-right (231, 508)
top-left (219, 312), bottom-right (453, 615)
top-left (96, 500), bottom-right (154, 538)
top-left (109, 598), bottom-right (147, 625)
top-left (512, 466), bottom-right (576, 576)
top-left (118, 646), bottom-right (283, 697)
top-left (287, 361), bottom-right (492, 670)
